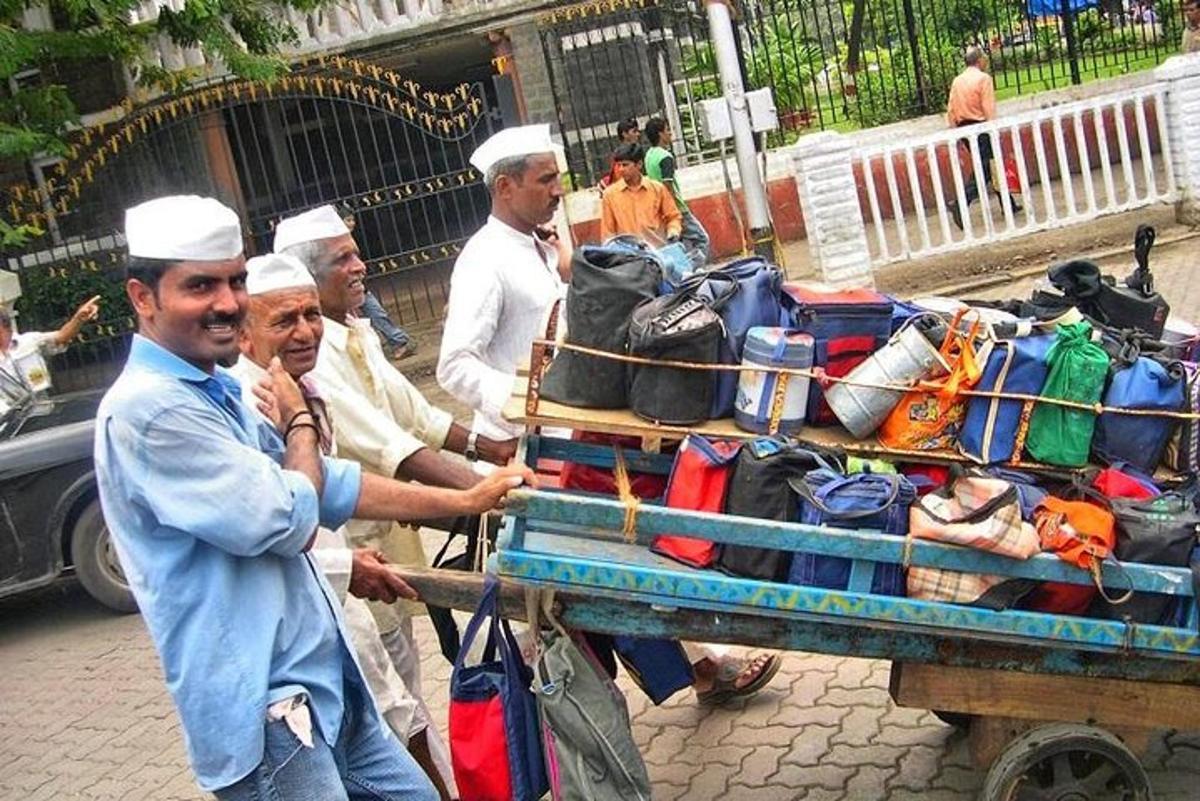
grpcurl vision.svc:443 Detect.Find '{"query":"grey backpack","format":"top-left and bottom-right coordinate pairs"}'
top-left (533, 626), bottom-right (652, 801)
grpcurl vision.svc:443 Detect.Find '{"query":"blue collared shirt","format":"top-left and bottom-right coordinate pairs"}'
top-left (94, 335), bottom-right (370, 791)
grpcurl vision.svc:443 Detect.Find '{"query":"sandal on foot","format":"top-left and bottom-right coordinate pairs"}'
top-left (696, 653), bottom-right (782, 706)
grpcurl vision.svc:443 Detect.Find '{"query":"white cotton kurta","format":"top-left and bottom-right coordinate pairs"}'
top-left (311, 314), bottom-right (453, 629)
top-left (227, 356), bottom-right (423, 743)
top-left (437, 215), bottom-right (566, 440)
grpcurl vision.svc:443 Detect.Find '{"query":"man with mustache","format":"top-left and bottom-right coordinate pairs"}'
top-left (94, 195), bottom-right (533, 800)
top-left (275, 205), bottom-right (514, 773)
top-left (437, 124), bottom-right (569, 444)
top-left (229, 252), bottom-right (453, 798)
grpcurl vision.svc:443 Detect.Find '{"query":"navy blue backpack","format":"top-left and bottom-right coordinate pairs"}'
top-left (787, 470), bottom-right (916, 596)
top-left (1093, 356), bottom-right (1186, 473)
top-left (679, 257), bottom-right (783, 419)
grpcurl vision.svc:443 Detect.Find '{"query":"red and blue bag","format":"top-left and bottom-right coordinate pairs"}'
top-left (449, 577), bottom-right (548, 801)
top-left (652, 435), bottom-right (742, 568)
top-left (781, 283), bottom-right (893, 426)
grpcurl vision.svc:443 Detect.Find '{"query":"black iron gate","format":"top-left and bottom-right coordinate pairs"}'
top-left (2, 56), bottom-right (505, 391)
top-left (538, 1), bottom-right (733, 189)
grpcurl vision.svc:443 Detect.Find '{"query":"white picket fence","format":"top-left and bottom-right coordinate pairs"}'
top-left (855, 84), bottom-right (1177, 266)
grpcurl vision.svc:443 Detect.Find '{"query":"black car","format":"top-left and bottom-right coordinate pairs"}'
top-left (0, 388), bottom-right (136, 612)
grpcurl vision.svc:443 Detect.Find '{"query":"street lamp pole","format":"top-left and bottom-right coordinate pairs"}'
top-left (704, 0), bottom-right (776, 260)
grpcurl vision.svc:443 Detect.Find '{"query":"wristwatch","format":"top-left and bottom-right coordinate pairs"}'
top-left (465, 431), bottom-right (480, 462)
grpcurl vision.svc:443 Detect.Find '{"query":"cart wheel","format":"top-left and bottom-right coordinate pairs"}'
top-left (979, 722), bottom-right (1152, 801)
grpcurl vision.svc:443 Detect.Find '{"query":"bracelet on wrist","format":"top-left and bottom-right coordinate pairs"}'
top-left (285, 421), bottom-right (321, 441)
top-left (285, 409), bottom-right (314, 429)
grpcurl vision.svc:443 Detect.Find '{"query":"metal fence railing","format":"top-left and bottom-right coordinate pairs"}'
top-left (855, 84), bottom-right (1174, 265)
top-left (539, 0), bottom-right (1184, 188)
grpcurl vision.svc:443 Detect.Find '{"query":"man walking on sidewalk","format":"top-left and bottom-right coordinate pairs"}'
top-left (945, 46), bottom-right (1019, 229)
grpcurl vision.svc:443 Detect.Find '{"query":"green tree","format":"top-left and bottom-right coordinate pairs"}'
top-left (1, 0), bottom-right (326, 243)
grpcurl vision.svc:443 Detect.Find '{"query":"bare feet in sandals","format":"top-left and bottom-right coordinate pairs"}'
top-left (692, 652), bottom-right (782, 706)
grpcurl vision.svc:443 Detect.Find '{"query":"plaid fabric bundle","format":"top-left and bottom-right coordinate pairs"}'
top-left (907, 476), bottom-right (1041, 604)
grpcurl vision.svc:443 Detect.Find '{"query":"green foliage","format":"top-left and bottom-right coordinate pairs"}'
top-left (13, 253), bottom-right (130, 342)
top-left (1, 0), bottom-right (329, 166)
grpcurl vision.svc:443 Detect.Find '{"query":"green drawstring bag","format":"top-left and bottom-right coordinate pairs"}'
top-left (1025, 322), bottom-right (1110, 467)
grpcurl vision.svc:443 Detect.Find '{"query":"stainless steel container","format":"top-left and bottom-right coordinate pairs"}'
top-left (825, 321), bottom-right (950, 438)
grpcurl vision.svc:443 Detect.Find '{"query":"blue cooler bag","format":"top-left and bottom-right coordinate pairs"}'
top-left (681, 257), bottom-right (783, 418)
top-left (1093, 356), bottom-right (1186, 473)
top-left (959, 334), bottom-right (1055, 464)
top-left (786, 470), bottom-right (916, 596)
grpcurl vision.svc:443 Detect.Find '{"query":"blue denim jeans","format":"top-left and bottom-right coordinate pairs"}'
top-left (214, 686), bottom-right (438, 801)
top-left (359, 291), bottom-right (411, 351)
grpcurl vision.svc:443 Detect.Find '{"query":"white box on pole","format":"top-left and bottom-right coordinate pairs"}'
top-left (746, 87), bottom-right (779, 133)
top-left (697, 98), bottom-right (733, 142)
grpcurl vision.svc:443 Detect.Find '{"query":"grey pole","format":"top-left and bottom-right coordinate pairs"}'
top-left (704, 0), bottom-right (775, 259)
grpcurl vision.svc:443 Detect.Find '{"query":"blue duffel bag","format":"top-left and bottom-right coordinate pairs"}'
top-left (959, 334), bottom-right (1055, 464)
top-left (786, 470), bottom-right (916, 597)
top-left (1093, 355), bottom-right (1186, 473)
top-left (679, 257), bottom-right (783, 419)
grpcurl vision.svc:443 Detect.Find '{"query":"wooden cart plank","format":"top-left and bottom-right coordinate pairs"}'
top-left (890, 661), bottom-right (1200, 736)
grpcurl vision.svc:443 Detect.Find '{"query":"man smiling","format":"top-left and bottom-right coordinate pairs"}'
top-left (229, 252), bottom-right (454, 798)
top-left (94, 195), bottom-right (532, 800)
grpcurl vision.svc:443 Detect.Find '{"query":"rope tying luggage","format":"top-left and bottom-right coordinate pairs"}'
top-left (533, 339), bottom-right (1200, 420)
top-left (612, 446), bottom-right (640, 543)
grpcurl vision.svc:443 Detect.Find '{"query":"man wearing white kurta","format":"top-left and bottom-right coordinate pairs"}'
top-left (229, 253), bottom-right (453, 798)
top-left (439, 124), bottom-right (782, 705)
top-left (436, 125), bottom-right (569, 440)
top-left (0, 296), bottom-right (100, 402)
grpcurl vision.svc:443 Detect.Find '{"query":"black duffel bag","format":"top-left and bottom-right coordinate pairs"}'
top-left (716, 439), bottom-right (843, 581)
top-left (1088, 491), bottom-right (1200, 625)
top-left (542, 245), bottom-right (661, 408)
top-left (628, 292), bottom-right (724, 425)
top-left (1048, 227), bottom-right (1169, 338)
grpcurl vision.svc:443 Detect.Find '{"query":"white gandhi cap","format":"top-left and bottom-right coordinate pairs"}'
top-left (273, 205), bottom-right (351, 254)
top-left (469, 124), bottom-right (565, 174)
top-left (124, 195), bottom-right (243, 261)
top-left (245, 253), bottom-right (316, 296)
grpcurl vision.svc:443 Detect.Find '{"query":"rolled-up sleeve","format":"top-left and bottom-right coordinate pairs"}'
top-left (117, 408), bottom-right (320, 558)
top-left (319, 456), bottom-right (361, 529)
top-left (437, 264), bottom-right (516, 421)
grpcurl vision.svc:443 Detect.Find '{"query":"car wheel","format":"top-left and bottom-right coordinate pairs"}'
top-left (71, 500), bottom-right (137, 613)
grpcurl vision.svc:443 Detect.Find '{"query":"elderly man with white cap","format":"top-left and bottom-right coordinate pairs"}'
top-left (274, 204), bottom-right (518, 742)
top-left (229, 252), bottom-right (455, 799)
top-left (436, 123), bottom-right (570, 442)
top-left (94, 195), bottom-right (533, 800)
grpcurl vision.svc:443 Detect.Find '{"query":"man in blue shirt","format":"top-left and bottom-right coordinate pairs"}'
top-left (95, 195), bottom-right (532, 800)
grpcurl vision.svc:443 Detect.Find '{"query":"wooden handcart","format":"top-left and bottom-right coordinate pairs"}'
top-left (403, 378), bottom-right (1200, 801)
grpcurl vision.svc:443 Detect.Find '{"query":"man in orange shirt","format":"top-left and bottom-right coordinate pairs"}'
top-left (945, 46), bottom-right (1016, 227)
top-left (600, 143), bottom-right (683, 243)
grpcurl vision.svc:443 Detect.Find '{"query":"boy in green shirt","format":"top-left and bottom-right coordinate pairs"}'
top-left (644, 117), bottom-right (710, 262)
